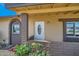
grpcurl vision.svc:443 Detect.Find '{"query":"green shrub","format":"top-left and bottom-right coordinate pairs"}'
top-left (15, 44), bottom-right (31, 56)
top-left (15, 43), bottom-right (48, 56)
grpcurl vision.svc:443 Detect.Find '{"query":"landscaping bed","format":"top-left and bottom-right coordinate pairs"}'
top-left (9, 41), bottom-right (49, 56)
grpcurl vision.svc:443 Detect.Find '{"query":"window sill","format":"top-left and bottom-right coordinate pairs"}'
top-left (66, 36), bottom-right (79, 38)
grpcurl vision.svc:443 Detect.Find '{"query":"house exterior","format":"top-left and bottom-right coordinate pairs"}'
top-left (1, 3), bottom-right (79, 55)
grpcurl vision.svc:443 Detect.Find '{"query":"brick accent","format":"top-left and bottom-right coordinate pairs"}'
top-left (49, 41), bottom-right (79, 56)
top-left (20, 13), bottom-right (28, 44)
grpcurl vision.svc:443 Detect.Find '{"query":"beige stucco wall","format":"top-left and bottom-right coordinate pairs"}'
top-left (0, 18), bottom-right (11, 44)
top-left (1, 12), bottom-right (79, 44)
top-left (28, 13), bottom-right (79, 42)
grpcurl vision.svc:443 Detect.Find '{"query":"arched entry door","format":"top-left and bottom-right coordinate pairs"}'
top-left (10, 19), bottom-right (21, 45)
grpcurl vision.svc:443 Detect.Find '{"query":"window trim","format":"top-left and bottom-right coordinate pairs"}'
top-left (63, 21), bottom-right (79, 42)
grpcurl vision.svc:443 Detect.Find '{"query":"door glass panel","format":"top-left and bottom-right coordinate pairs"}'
top-left (38, 24), bottom-right (41, 35)
top-left (66, 22), bottom-right (74, 35)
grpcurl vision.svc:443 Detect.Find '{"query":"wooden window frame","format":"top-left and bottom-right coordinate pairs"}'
top-left (59, 18), bottom-right (79, 42)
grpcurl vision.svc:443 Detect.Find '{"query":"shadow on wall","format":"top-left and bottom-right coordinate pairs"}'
top-left (29, 35), bottom-right (34, 40)
top-left (0, 31), bottom-right (5, 44)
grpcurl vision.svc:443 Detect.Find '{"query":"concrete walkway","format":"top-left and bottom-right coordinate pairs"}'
top-left (0, 50), bottom-right (15, 56)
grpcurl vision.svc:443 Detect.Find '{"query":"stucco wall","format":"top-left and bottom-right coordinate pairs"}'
top-left (1, 12), bottom-right (79, 44)
top-left (28, 13), bottom-right (79, 42)
top-left (0, 18), bottom-right (11, 44)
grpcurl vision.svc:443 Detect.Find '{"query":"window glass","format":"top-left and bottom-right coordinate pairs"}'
top-left (66, 22), bottom-right (74, 35)
top-left (12, 24), bottom-right (20, 34)
top-left (75, 22), bottom-right (79, 35)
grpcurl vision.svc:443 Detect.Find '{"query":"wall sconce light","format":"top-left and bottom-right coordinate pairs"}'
top-left (47, 21), bottom-right (50, 24)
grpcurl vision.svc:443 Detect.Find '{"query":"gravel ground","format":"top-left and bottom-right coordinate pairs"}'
top-left (0, 50), bottom-right (15, 56)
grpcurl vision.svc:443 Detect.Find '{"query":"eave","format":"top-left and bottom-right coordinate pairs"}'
top-left (9, 3), bottom-right (79, 14)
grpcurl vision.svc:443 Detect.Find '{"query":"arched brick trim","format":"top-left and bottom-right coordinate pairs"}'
top-left (9, 18), bottom-right (21, 45)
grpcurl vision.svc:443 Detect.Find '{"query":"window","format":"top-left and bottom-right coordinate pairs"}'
top-left (12, 24), bottom-right (20, 34)
top-left (66, 22), bottom-right (74, 35)
top-left (64, 22), bottom-right (79, 42)
top-left (75, 22), bottom-right (79, 35)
